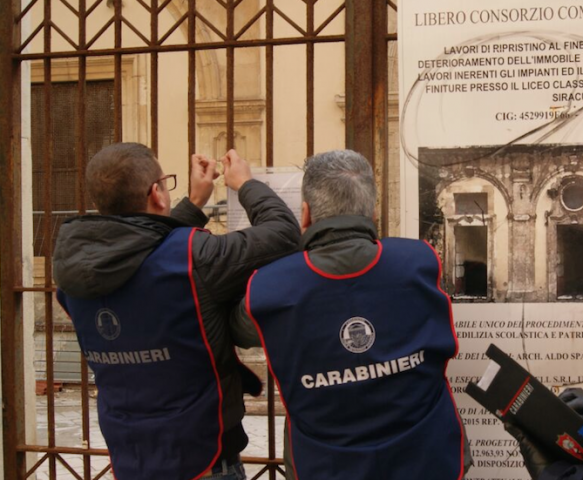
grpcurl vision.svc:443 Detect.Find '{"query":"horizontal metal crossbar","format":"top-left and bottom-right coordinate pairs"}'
top-left (14, 35), bottom-right (346, 61)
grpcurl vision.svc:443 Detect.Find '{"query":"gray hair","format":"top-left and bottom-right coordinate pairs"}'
top-left (302, 149), bottom-right (376, 223)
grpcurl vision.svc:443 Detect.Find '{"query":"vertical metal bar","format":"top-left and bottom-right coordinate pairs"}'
top-left (267, 375), bottom-right (276, 480)
top-left (1, 1), bottom-right (26, 478)
top-left (188, 0), bottom-right (196, 164)
top-left (77, 3), bottom-right (92, 479)
top-left (226, 0), bottom-right (235, 149)
top-left (345, 0), bottom-right (373, 162)
top-left (114, 0), bottom-right (123, 142)
top-left (42, 0), bottom-right (57, 478)
top-left (151, 0), bottom-right (159, 154)
top-left (0, 1), bottom-right (15, 472)
top-left (346, 1), bottom-right (389, 235)
top-left (76, 3), bottom-right (87, 218)
top-left (265, 4), bottom-right (277, 472)
top-left (81, 354), bottom-right (92, 480)
top-left (265, 0), bottom-right (273, 167)
top-left (306, 0), bottom-right (314, 158)
top-left (373, 2), bottom-right (389, 237)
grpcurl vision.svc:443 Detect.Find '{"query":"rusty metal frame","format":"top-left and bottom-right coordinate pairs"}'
top-left (345, 0), bottom-right (394, 236)
top-left (1, 0), bottom-right (27, 478)
top-left (0, 0), bottom-right (397, 478)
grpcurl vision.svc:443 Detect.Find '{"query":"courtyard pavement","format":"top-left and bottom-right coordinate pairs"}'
top-left (35, 388), bottom-right (285, 480)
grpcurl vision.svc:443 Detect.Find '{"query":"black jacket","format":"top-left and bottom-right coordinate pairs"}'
top-left (53, 179), bottom-right (300, 458)
top-left (542, 463), bottom-right (583, 480)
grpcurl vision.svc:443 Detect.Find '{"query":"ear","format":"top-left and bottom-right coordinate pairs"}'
top-left (301, 201), bottom-right (312, 233)
top-left (146, 182), bottom-right (168, 214)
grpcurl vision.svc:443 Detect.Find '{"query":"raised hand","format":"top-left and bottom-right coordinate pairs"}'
top-left (189, 154), bottom-right (218, 208)
top-left (222, 149), bottom-right (252, 192)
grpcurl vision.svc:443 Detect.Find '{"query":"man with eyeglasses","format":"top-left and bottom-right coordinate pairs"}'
top-left (53, 142), bottom-right (300, 480)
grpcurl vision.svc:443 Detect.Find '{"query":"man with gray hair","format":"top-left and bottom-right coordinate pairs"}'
top-left (237, 149), bottom-right (468, 479)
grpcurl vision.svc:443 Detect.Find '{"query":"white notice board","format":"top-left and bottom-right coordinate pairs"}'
top-left (227, 167), bottom-right (303, 231)
top-left (399, 2), bottom-right (583, 479)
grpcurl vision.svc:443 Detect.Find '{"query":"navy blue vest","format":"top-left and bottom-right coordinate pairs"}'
top-left (247, 238), bottom-right (464, 480)
top-left (58, 228), bottom-right (223, 480)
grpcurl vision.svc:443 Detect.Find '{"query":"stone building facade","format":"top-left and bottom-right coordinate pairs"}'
top-left (419, 143), bottom-right (583, 303)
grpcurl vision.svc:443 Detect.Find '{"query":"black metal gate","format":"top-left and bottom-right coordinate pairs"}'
top-left (0, 1), bottom-right (397, 478)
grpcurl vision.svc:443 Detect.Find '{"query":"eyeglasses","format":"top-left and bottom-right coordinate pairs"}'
top-left (147, 174), bottom-right (177, 196)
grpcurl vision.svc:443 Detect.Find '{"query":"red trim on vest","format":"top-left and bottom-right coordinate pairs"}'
top-left (188, 228), bottom-right (224, 480)
top-left (246, 271), bottom-right (301, 480)
top-left (303, 240), bottom-right (383, 279)
top-left (424, 240), bottom-right (465, 480)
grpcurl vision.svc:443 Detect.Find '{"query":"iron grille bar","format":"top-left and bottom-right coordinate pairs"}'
top-left (55, 454), bottom-right (84, 480)
top-left (15, 0), bottom-right (39, 23)
top-left (76, 4), bottom-right (92, 478)
top-left (151, 0), bottom-right (159, 154)
top-left (80, 353), bottom-right (92, 480)
top-left (17, 445), bottom-right (109, 455)
top-left (272, 6), bottom-right (306, 36)
top-left (42, 1), bottom-right (58, 478)
top-left (86, 0), bottom-right (104, 17)
top-left (158, 0), bottom-right (173, 13)
top-left (314, 4), bottom-right (345, 36)
top-left (114, 0), bottom-right (122, 142)
top-left (194, 8), bottom-right (227, 41)
top-left (59, 0), bottom-right (78, 16)
top-left (85, 18), bottom-right (114, 51)
top-left (1, 1), bottom-right (26, 477)
top-left (373, 1), bottom-right (389, 237)
top-left (93, 464), bottom-right (114, 480)
top-left (14, 35), bottom-right (347, 60)
top-left (240, 456), bottom-right (283, 466)
top-left (265, 0), bottom-right (273, 168)
top-left (234, 6), bottom-right (266, 42)
top-left (16, 22), bottom-right (44, 55)
top-left (227, 0), bottom-right (235, 149)
top-left (249, 466), bottom-right (268, 480)
top-left (25, 452), bottom-right (49, 478)
top-left (266, 6), bottom-right (281, 471)
top-left (267, 375), bottom-right (277, 479)
top-left (136, 0), bottom-right (150, 12)
top-left (306, 0), bottom-right (314, 158)
top-left (50, 20), bottom-right (78, 50)
top-left (158, 12), bottom-right (187, 46)
top-left (188, 0), bottom-right (196, 160)
top-left (76, 9), bottom-right (87, 217)
top-left (14, 286), bottom-right (57, 292)
top-left (345, 0), bottom-right (373, 160)
top-left (121, 16), bottom-right (151, 46)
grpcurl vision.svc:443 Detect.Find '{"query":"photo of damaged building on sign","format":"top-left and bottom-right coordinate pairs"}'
top-left (419, 143), bottom-right (583, 303)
